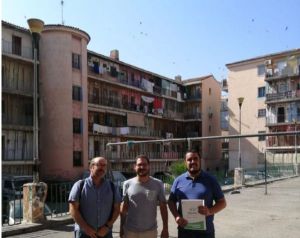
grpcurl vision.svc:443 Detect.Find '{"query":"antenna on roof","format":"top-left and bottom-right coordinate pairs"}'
top-left (61, 0), bottom-right (65, 25)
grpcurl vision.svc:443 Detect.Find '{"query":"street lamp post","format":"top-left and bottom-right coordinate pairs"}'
top-left (232, 97), bottom-right (245, 193)
top-left (27, 18), bottom-right (44, 183)
top-left (23, 18), bottom-right (48, 224)
top-left (294, 120), bottom-right (298, 175)
top-left (237, 97), bottom-right (244, 168)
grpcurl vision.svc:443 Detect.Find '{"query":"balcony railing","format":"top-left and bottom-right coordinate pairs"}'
top-left (267, 135), bottom-right (299, 147)
top-left (92, 123), bottom-right (162, 138)
top-left (153, 85), bottom-right (162, 94)
top-left (2, 149), bottom-right (33, 161)
top-left (2, 40), bottom-right (32, 60)
top-left (2, 115), bottom-right (33, 127)
top-left (266, 114), bottom-right (300, 124)
top-left (2, 78), bottom-right (33, 95)
top-left (89, 95), bottom-right (182, 119)
top-left (105, 151), bottom-right (184, 161)
top-left (265, 65), bottom-right (300, 80)
top-left (185, 93), bottom-right (202, 100)
top-left (184, 112), bottom-right (202, 120)
top-left (186, 131), bottom-right (199, 137)
top-left (266, 90), bottom-right (299, 102)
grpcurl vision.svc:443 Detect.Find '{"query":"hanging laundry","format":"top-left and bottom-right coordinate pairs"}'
top-left (170, 83), bottom-right (177, 91)
top-left (141, 78), bottom-right (154, 93)
top-left (177, 92), bottom-right (182, 101)
top-left (99, 65), bottom-right (103, 74)
top-left (141, 95), bottom-right (154, 103)
top-left (153, 98), bottom-right (162, 109)
top-left (120, 127), bottom-right (130, 135)
top-left (94, 63), bottom-right (99, 74)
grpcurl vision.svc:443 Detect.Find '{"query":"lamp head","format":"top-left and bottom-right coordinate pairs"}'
top-left (27, 18), bottom-right (44, 34)
top-left (237, 97), bottom-right (244, 107)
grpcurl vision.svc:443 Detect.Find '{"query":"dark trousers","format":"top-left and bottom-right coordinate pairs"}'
top-left (75, 229), bottom-right (113, 238)
top-left (178, 228), bottom-right (215, 238)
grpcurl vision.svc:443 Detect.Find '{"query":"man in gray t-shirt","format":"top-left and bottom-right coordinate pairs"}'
top-left (120, 155), bottom-right (169, 238)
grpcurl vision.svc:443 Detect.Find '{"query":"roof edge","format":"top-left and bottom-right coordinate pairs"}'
top-left (226, 48), bottom-right (300, 68)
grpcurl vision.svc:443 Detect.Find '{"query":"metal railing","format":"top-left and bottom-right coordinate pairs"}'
top-left (266, 90), bottom-right (298, 102)
top-left (2, 182), bottom-right (73, 226)
top-left (2, 131), bottom-right (299, 226)
top-left (106, 131), bottom-right (300, 185)
top-left (46, 182), bottom-right (74, 218)
top-left (184, 112), bottom-right (201, 120)
top-left (106, 151), bottom-right (185, 161)
top-left (2, 116), bottom-right (33, 127)
top-left (266, 114), bottom-right (300, 124)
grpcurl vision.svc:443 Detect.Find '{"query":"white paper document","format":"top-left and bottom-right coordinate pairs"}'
top-left (181, 199), bottom-right (206, 230)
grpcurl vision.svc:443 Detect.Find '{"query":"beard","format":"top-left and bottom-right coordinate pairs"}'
top-left (93, 169), bottom-right (106, 178)
top-left (188, 167), bottom-right (200, 176)
top-left (137, 169), bottom-right (149, 177)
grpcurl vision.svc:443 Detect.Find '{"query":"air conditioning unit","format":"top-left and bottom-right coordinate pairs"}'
top-left (265, 59), bottom-right (272, 65)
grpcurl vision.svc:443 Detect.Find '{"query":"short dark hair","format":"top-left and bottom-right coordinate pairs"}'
top-left (135, 154), bottom-right (150, 164)
top-left (184, 149), bottom-right (201, 160)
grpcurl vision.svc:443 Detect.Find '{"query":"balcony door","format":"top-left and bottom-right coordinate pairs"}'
top-left (277, 107), bottom-right (285, 123)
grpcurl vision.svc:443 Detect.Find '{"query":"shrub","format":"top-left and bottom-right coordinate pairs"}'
top-left (170, 160), bottom-right (186, 176)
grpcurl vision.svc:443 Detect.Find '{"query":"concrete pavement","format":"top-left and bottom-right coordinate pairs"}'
top-left (3, 176), bottom-right (300, 238)
top-left (215, 177), bottom-right (300, 238)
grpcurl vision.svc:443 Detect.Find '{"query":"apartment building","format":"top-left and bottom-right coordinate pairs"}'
top-left (220, 79), bottom-right (229, 175)
top-left (2, 22), bottom-right (35, 176)
top-left (86, 51), bottom-right (221, 173)
top-left (2, 20), bottom-right (221, 181)
top-left (226, 49), bottom-right (300, 170)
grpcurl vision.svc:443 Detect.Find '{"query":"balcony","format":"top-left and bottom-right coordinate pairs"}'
top-left (266, 114), bottom-right (300, 125)
top-left (2, 79), bottom-right (33, 96)
top-left (267, 136), bottom-right (299, 149)
top-left (88, 66), bottom-right (142, 90)
top-left (2, 148), bottom-right (33, 161)
top-left (153, 85), bottom-right (162, 95)
top-left (184, 93), bottom-right (202, 101)
top-left (184, 112), bottom-right (202, 120)
top-left (265, 65), bottom-right (300, 81)
top-left (2, 115), bottom-right (33, 127)
top-left (186, 131), bottom-right (199, 137)
top-left (92, 123), bottom-right (162, 138)
top-left (2, 39), bottom-right (32, 60)
top-left (105, 151), bottom-right (184, 161)
top-left (89, 95), bottom-right (122, 110)
top-left (266, 90), bottom-right (300, 103)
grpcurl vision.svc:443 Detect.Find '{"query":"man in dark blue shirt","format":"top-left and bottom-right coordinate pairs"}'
top-left (168, 150), bottom-right (226, 238)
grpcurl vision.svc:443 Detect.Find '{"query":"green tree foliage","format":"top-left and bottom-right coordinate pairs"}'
top-left (170, 160), bottom-right (186, 176)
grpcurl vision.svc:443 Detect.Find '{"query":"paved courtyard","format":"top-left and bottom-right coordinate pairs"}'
top-left (3, 177), bottom-right (300, 238)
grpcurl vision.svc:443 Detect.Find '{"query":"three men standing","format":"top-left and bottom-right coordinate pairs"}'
top-left (69, 151), bottom-right (226, 238)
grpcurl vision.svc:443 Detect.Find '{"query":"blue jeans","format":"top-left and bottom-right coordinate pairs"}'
top-left (74, 229), bottom-right (113, 238)
top-left (178, 228), bottom-right (215, 238)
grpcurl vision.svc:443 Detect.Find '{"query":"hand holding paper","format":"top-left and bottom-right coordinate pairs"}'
top-left (198, 204), bottom-right (212, 216)
top-left (181, 199), bottom-right (206, 231)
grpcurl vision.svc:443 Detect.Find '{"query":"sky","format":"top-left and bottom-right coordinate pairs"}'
top-left (2, 0), bottom-right (300, 82)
